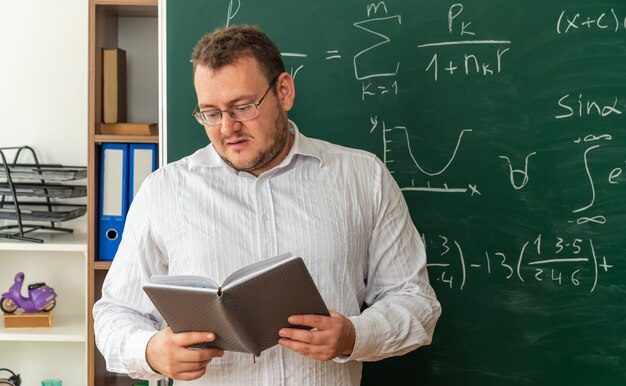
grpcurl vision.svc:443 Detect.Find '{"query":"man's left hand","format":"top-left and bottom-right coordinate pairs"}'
top-left (278, 310), bottom-right (355, 361)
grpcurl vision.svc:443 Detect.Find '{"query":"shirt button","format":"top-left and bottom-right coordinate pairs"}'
top-left (269, 351), bottom-right (277, 358)
top-left (261, 214), bottom-right (269, 222)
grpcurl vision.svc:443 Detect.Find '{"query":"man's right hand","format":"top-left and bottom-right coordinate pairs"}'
top-left (146, 327), bottom-right (224, 381)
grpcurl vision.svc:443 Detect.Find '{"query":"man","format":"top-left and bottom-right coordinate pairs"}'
top-left (93, 25), bottom-right (441, 385)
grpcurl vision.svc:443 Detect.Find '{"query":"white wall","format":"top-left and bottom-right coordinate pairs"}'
top-left (0, 0), bottom-right (88, 233)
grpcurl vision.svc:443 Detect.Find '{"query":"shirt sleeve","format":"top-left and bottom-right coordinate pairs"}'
top-left (92, 174), bottom-right (168, 380)
top-left (345, 158), bottom-right (442, 362)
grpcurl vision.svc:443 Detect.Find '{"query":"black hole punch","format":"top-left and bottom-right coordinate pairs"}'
top-left (106, 229), bottom-right (118, 240)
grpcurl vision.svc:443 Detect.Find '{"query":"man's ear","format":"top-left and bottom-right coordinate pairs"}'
top-left (275, 72), bottom-right (295, 112)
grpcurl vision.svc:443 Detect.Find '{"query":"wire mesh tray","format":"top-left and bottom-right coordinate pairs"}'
top-left (0, 164), bottom-right (87, 181)
top-left (0, 203), bottom-right (87, 222)
top-left (0, 183), bottom-right (86, 198)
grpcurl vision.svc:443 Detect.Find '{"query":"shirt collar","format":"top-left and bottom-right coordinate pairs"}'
top-left (187, 120), bottom-right (324, 172)
top-left (282, 120), bottom-right (324, 168)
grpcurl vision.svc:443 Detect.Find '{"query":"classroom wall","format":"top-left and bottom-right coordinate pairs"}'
top-left (0, 0), bottom-right (88, 165)
top-left (0, 0), bottom-right (89, 233)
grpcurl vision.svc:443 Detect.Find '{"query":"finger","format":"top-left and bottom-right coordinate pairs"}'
top-left (178, 347), bottom-right (224, 364)
top-left (183, 359), bottom-right (212, 371)
top-left (171, 358), bottom-right (221, 380)
top-left (174, 367), bottom-right (208, 381)
top-left (288, 314), bottom-right (330, 329)
top-left (174, 331), bottom-right (218, 347)
top-left (278, 337), bottom-right (320, 355)
top-left (279, 326), bottom-right (325, 344)
top-left (278, 338), bottom-right (333, 361)
top-left (172, 359), bottom-right (209, 373)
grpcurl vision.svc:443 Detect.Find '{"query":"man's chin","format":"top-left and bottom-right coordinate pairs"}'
top-left (222, 156), bottom-right (261, 173)
top-left (219, 147), bottom-right (278, 174)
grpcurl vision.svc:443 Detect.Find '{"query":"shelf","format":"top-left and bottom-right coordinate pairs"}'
top-left (0, 164), bottom-right (87, 181)
top-left (94, 261), bottom-right (113, 270)
top-left (95, 0), bottom-right (157, 6)
top-left (95, 134), bottom-right (159, 144)
top-left (0, 233), bottom-right (87, 252)
top-left (94, 0), bottom-right (158, 18)
top-left (0, 314), bottom-right (86, 342)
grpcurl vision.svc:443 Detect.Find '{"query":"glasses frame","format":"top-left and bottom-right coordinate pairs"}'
top-left (192, 76), bottom-right (278, 126)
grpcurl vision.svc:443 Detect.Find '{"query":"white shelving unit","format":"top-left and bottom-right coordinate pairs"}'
top-left (0, 233), bottom-right (88, 252)
top-left (0, 232), bottom-right (87, 385)
top-left (0, 315), bottom-right (85, 342)
top-left (4, 1), bottom-right (88, 383)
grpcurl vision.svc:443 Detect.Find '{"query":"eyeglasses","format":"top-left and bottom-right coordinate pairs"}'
top-left (192, 76), bottom-right (278, 126)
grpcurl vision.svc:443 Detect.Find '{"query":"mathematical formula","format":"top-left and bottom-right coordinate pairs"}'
top-left (425, 234), bottom-right (613, 292)
top-left (557, 8), bottom-right (626, 33)
top-left (220, 1), bottom-right (625, 294)
top-left (418, 4), bottom-right (511, 81)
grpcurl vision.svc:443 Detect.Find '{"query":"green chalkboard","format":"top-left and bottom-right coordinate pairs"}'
top-left (166, 1), bottom-right (626, 384)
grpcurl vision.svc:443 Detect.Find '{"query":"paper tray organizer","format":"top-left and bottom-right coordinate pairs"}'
top-left (0, 183), bottom-right (87, 198)
top-left (0, 146), bottom-right (87, 243)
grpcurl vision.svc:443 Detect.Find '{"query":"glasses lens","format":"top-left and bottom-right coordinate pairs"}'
top-left (193, 112), bottom-right (206, 125)
top-left (229, 104), bottom-right (258, 122)
top-left (201, 111), bottom-right (222, 125)
top-left (193, 96), bottom-right (263, 126)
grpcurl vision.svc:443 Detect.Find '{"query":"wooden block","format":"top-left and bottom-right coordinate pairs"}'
top-left (3, 312), bottom-right (52, 328)
top-left (99, 122), bottom-right (158, 135)
top-left (103, 48), bottom-right (127, 123)
top-left (95, 48), bottom-right (103, 125)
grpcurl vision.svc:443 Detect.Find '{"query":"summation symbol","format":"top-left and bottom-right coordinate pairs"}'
top-left (352, 2), bottom-right (402, 100)
top-left (353, 15), bottom-right (402, 80)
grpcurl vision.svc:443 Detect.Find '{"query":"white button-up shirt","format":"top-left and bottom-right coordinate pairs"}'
top-left (93, 121), bottom-right (441, 385)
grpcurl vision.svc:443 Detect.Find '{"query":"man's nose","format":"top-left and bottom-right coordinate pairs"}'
top-left (220, 112), bottom-right (241, 135)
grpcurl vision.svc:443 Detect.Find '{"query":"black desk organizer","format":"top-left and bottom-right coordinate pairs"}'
top-left (0, 146), bottom-right (87, 243)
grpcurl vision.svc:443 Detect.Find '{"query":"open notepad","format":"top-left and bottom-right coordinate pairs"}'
top-left (143, 253), bottom-right (329, 356)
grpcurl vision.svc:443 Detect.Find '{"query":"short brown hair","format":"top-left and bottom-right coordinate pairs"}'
top-left (191, 25), bottom-right (285, 82)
